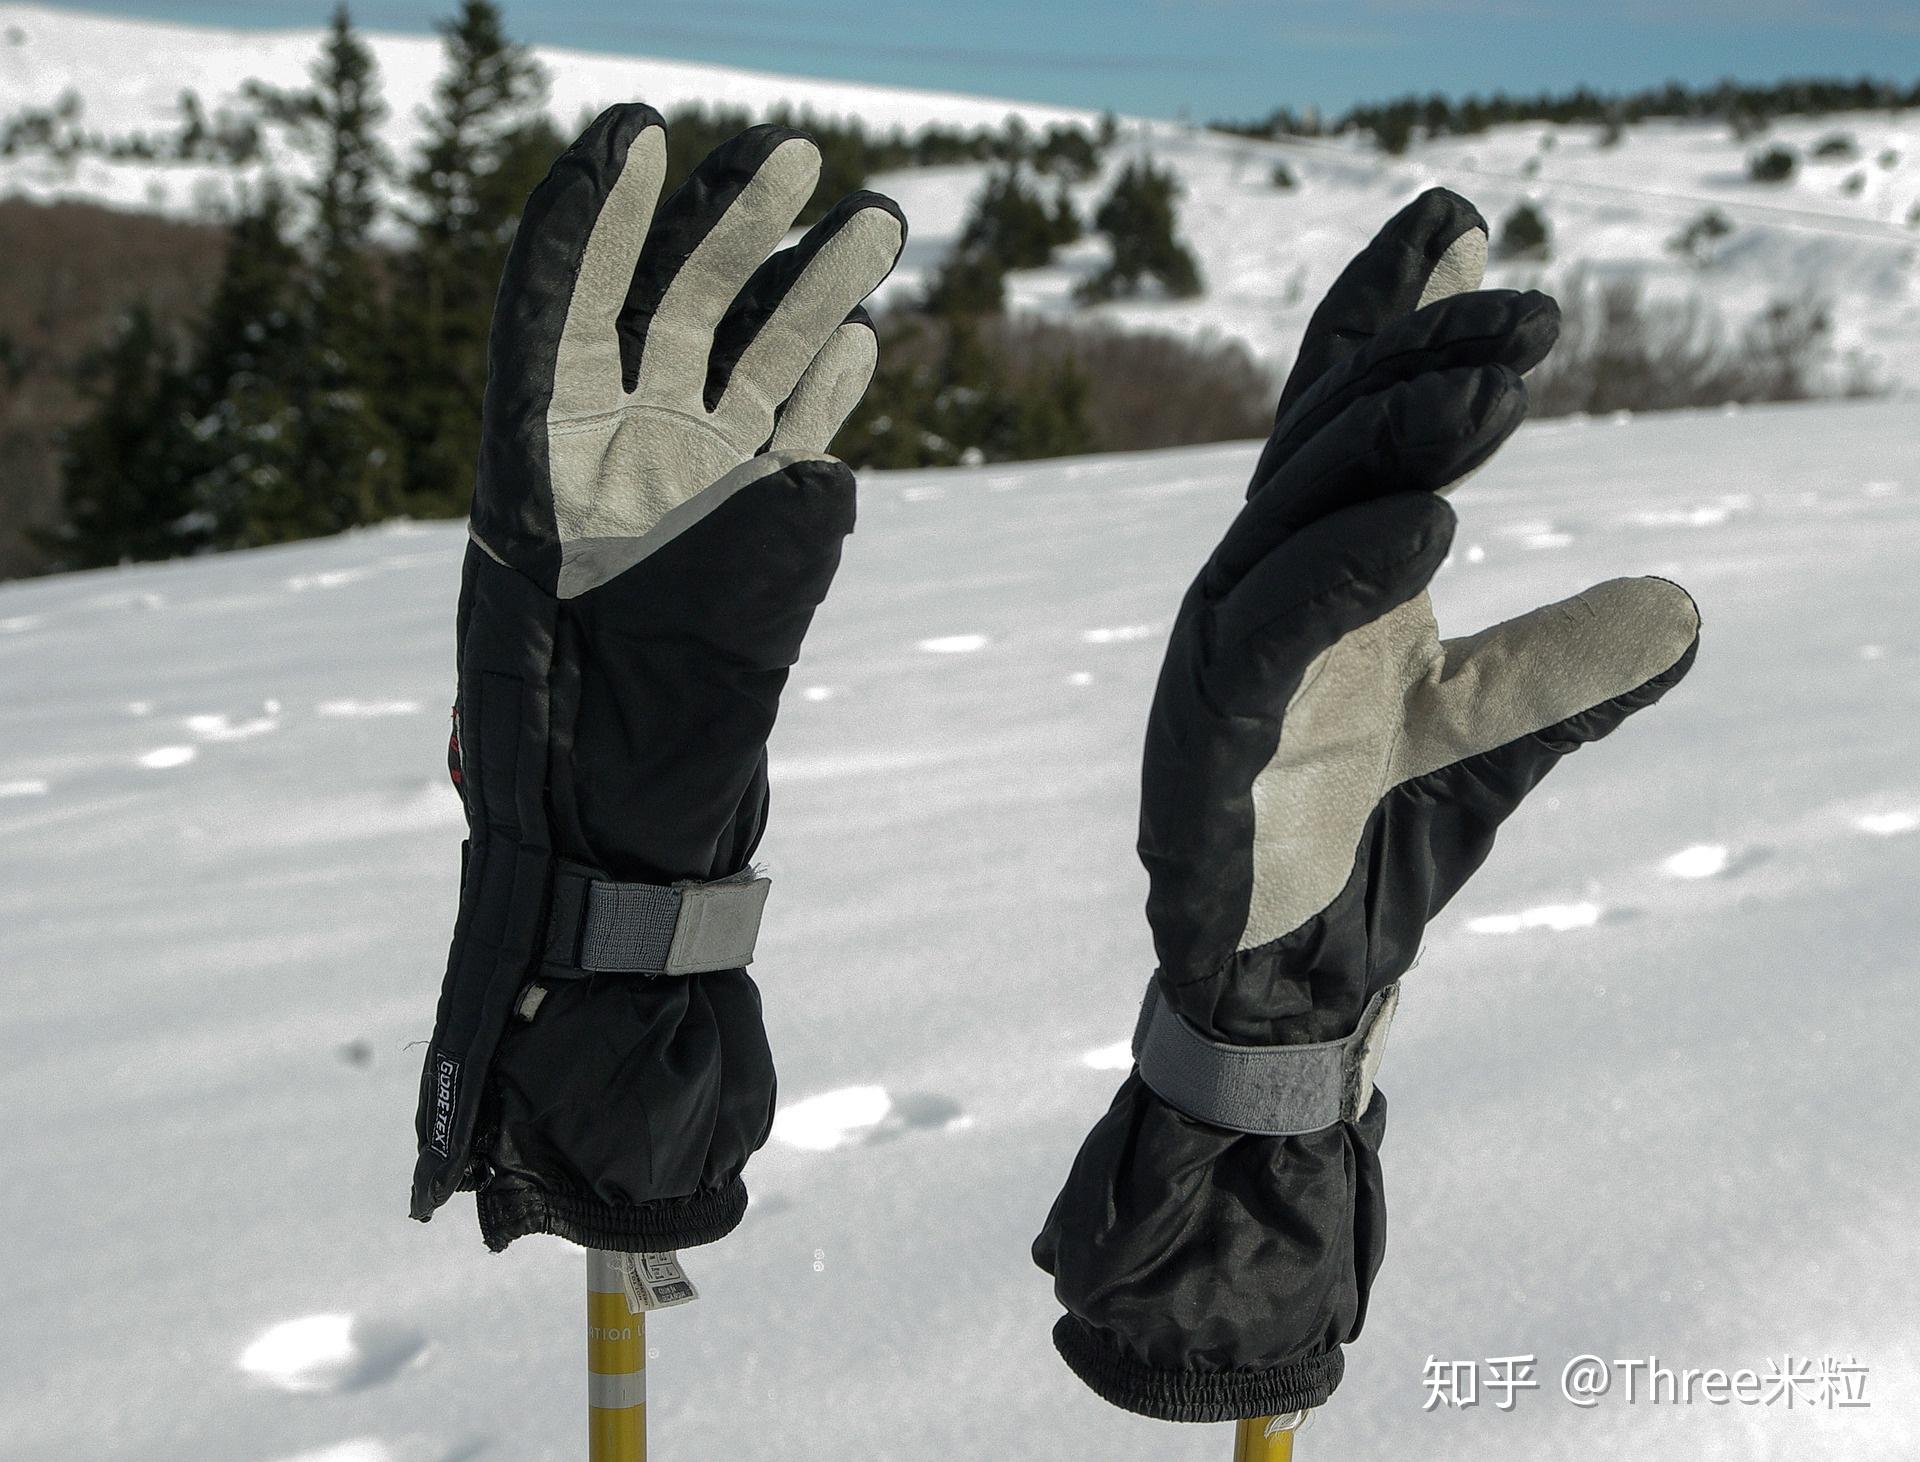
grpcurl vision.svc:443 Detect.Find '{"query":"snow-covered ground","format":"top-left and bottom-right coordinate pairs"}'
top-left (4, 3), bottom-right (1918, 389)
top-left (1, 398), bottom-right (1915, 1460)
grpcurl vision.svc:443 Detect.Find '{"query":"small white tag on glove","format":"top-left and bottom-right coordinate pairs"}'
top-left (619, 1251), bottom-right (698, 1313)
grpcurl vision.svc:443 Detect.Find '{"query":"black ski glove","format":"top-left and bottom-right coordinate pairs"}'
top-left (410, 105), bottom-right (904, 1253)
top-left (1032, 189), bottom-right (1700, 1419)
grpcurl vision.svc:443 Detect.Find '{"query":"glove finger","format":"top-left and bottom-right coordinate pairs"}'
top-left (1206, 364), bottom-right (1527, 597)
top-left (1251, 288), bottom-right (1558, 494)
top-left (1399, 576), bottom-right (1701, 782)
top-left (621, 124), bottom-right (822, 400)
top-left (1204, 491), bottom-right (1456, 722)
top-left (483, 103), bottom-right (666, 480)
top-left (1276, 187), bottom-right (1488, 415)
top-left (767, 310), bottom-right (879, 454)
top-left (708, 194), bottom-right (905, 442)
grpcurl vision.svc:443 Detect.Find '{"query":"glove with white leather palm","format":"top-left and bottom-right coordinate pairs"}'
top-left (410, 105), bottom-right (904, 1252)
top-left (1032, 188), bottom-right (1700, 1419)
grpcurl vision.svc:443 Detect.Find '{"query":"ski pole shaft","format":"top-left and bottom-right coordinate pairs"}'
top-left (587, 1250), bottom-right (647, 1461)
top-left (1232, 1414), bottom-right (1300, 1461)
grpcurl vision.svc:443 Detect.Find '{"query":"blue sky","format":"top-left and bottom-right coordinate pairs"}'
top-left (68, 1), bottom-right (1920, 119)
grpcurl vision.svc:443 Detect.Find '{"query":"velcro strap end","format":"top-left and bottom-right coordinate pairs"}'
top-left (551, 868), bottom-right (771, 977)
top-left (1131, 980), bottom-right (1400, 1136)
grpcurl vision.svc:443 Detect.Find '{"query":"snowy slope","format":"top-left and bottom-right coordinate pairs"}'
top-left (1, 398), bottom-right (1916, 1461)
top-left (877, 115), bottom-right (1920, 393)
top-left (4, 4), bottom-right (1918, 388)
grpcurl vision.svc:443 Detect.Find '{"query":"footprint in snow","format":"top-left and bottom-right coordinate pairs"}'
top-left (286, 567), bottom-right (371, 592)
top-left (84, 590), bottom-right (165, 611)
top-left (872, 1091), bottom-right (970, 1143)
top-left (1628, 495), bottom-right (1751, 529)
top-left (1855, 810), bottom-right (1918, 836)
top-left (918, 634), bottom-right (989, 655)
top-left (268, 1440), bottom-right (483, 1462)
top-left (238, 1313), bottom-right (430, 1395)
top-left (186, 708), bottom-right (280, 743)
top-left (317, 699), bottom-right (424, 719)
top-left (1465, 901), bottom-right (1603, 935)
top-left (1498, 520), bottom-right (1573, 551)
top-left (1662, 844), bottom-right (1728, 879)
top-left (1081, 1040), bottom-right (1133, 1072)
top-left (268, 1442), bottom-right (396, 1462)
top-left (770, 1085), bottom-right (970, 1152)
top-left (1661, 842), bottom-right (1770, 879)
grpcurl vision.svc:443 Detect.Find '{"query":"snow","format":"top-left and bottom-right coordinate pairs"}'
top-left (4, 4), bottom-right (1918, 386)
top-left (1464, 901), bottom-right (1605, 935)
top-left (1, 397), bottom-right (1915, 1458)
top-left (1663, 843), bottom-right (1731, 879)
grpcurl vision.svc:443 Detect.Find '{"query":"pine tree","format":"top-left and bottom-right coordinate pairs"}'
top-left (1078, 159), bottom-right (1203, 303)
top-left (247, 4), bottom-right (403, 538)
top-left (922, 250), bottom-right (1007, 316)
top-left (1495, 201), bottom-right (1551, 262)
top-left (177, 186), bottom-right (310, 548)
top-left (388, 0), bottom-right (553, 516)
top-left (50, 305), bottom-right (197, 567)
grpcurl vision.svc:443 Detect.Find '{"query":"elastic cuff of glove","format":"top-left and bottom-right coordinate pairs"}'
top-left (475, 1176), bottom-right (748, 1255)
top-left (1051, 1314), bottom-right (1344, 1422)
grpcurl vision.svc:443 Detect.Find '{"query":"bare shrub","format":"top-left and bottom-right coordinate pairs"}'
top-left (1527, 274), bottom-right (1868, 417)
top-left (997, 317), bottom-right (1275, 453)
top-left (836, 312), bottom-right (1273, 468)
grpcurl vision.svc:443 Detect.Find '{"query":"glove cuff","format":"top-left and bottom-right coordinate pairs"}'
top-left (1051, 1314), bottom-right (1344, 1422)
top-left (475, 1174), bottom-right (748, 1254)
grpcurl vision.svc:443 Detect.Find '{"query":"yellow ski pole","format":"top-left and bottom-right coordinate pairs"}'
top-left (587, 1251), bottom-right (647, 1460)
top-left (1233, 1410), bottom-right (1305, 1461)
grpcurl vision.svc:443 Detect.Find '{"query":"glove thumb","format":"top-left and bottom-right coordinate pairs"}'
top-left (1398, 575), bottom-right (1700, 781)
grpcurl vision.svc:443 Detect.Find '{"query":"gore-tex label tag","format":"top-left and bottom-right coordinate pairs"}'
top-left (619, 1251), bottom-right (698, 1313)
top-left (428, 1051), bottom-right (461, 1156)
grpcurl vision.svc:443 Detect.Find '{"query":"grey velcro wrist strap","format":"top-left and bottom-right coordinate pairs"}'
top-left (544, 864), bottom-right (771, 976)
top-left (1131, 979), bottom-right (1400, 1136)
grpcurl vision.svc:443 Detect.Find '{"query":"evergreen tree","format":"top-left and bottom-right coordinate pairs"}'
top-left (1749, 145), bottom-right (1798, 183)
top-left (1078, 159), bottom-right (1203, 303)
top-left (1049, 185), bottom-right (1083, 247)
top-left (247, 4), bottom-right (403, 535)
top-left (1495, 201), bottom-right (1551, 262)
top-left (388, 0), bottom-right (553, 516)
top-left (176, 186), bottom-right (312, 548)
top-left (959, 169), bottom-right (1073, 270)
top-left (922, 250), bottom-right (1007, 316)
top-left (50, 306), bottom-right (197, 567)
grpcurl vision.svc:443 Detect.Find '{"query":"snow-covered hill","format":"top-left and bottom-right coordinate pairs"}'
top-left (1, 398), bottom-right (1915, 1460)
top-left (3, 4), bottom-right (1918, 390)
